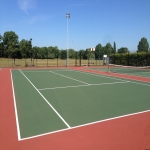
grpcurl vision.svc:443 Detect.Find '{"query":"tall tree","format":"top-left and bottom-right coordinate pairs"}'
top-left (47, 46), bottom-right (60, 59)
top-left (95, 44), bottom-right (102, 59)
top-left (3, 31), bottom-right (19, 58)
top-left (138, 37), bottom-right (149, 52)
top-left (105, 43), bottom-right (113, 55)
top-left (19, 39), bottom-right (31, 58)
top-left (60, 50), bottom-right (67, 59)
top-left (69, 49), bottom-right (75, 58)
top-left (19, 39), bottom-right (32, 66)
top-left (78, 49), bottom-right (86, 59)
top-left (0, 34), bottom-right (4, 57)
top-left (32, 46), bottom-right (39, 59)
top-left (85, 48), bottom-right (95, 60)
top-left (117, 47), bottom-right (129, 53)
top-left (0, 42), bottom-right (4, 57)
top-left (52, 46), bottom-right (60, 58)
top-left (112, 42), bottom-right (116, 53)
top-left (39, 47), bottom-right (47, 59)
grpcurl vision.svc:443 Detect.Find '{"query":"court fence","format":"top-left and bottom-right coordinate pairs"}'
top-left (0, 58), bottom-right (104, 68)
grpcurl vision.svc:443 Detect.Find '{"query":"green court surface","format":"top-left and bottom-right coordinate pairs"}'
top-left (91, 67), bottom-right (150, 78)
top-left (11, 69), bottom-right (150, 139)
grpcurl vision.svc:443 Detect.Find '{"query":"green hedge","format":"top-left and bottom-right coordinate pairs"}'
top-left (110, 52), bottom-right (150, 66)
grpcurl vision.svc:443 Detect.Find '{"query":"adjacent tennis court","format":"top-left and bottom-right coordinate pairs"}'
top-left (11, 68), bottom-right (150, 140)
top-left (91, 65), bottom-right (150, 78)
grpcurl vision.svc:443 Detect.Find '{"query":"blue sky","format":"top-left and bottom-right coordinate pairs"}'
top-left (0, 0), bottom-right (150, 51)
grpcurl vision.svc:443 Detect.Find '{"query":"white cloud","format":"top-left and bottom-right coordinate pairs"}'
top-left (17, 0), bottom-right (36, 15)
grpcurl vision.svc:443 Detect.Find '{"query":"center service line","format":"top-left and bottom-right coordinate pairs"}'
top-left (49, 70), bottom-right (90, 85)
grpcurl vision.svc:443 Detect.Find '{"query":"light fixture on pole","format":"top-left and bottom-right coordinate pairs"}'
top-left (66, 13), bottom-right (70, 66)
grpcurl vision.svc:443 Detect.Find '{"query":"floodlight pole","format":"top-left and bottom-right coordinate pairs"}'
top-left (66, 13), bottom-right (70, 66)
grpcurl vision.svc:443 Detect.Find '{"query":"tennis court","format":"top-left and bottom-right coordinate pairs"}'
top-left (11, 68), bottom-right (150, 140)
top-left (91, 65), bottom-right (150, 78)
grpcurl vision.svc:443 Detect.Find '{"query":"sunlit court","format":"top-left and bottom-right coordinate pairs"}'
top-left (1, 0), bottom-right (150, 149)
top-left (11, 68), bottom-right (150, 140)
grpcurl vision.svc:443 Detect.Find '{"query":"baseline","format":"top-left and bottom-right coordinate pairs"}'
top-left (20, 109), bottom-right (150, 141)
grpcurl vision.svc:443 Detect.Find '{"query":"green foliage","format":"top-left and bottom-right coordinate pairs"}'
top-left (38, 47), bottom-right (47, 59)
top-left (60, 50), bottom-right (67, 59)
top-left (105, 43), bottom-right (113, 55)
top-left (1, 30), bottom-right (150, 65)
top-left (112, 42), bottom-right (116, 53)
top-left (117, 47), bottom-right (129, 54)
top-left (3, 31), bottom-right (19, 48)
top-left (95, 44), bottom-right (102, 59)
top-left (47, 46), bottom-right (60, 59)
top-left (78, 49), bottom-right (86, 59)
top-left (19, 39), bottom-right (31, 58)
top-left (138, 37), bottom-right (149, 52)
top-left (85, 48), bottom-right (95, 60)
top-left (0, 42), bottom-right (4, 57)
top-left (110, 52), bottom-right (150, 66)
top-left (2, 31), bottom-right (20, 58)
top-left (69, 49), bottom-right (76, 58)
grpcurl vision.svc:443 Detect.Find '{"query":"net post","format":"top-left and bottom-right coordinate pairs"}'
top-left (128, 52), bottom-right (129, 66)
top-left (80, 51), bottom-right (81, 66)
top-left (107, 55), bottom-right (110, 74)
top-left (108, 63), bottom-right (110, 74)
top-left (146, 51), bottom-right (148, 67)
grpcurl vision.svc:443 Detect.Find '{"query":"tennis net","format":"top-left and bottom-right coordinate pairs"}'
top-left (108, 64), bottom-right (150, 74)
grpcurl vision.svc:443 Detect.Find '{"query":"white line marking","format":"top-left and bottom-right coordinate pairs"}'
top-left (20, 109), bottom-right (150, 141)
top-left (38, 84), bottom-right (90, 90)
top-left (10, 70), bottom-right (21, 141)
top-left (49, 70), bottom-right (90, 85)
top-left (88, 81), bottom-right (129, 85)
top-left (19, 69), bottom-right (71, 129)
top-left (38, 81), bottom-right (129, 91)
top-left (127, 81), bottom-right (150, 86)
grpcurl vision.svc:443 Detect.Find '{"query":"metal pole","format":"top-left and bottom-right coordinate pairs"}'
top-left (66, 13), bottom-right (70, 66)
top-left (30, 38), bottom-right (32, 66)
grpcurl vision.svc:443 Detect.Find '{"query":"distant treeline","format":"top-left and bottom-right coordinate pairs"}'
top-left (0, 31), bottom-right (149, 60)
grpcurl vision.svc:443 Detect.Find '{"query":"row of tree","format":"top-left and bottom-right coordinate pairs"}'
top-left (0, 31), bottom-right (149, 60)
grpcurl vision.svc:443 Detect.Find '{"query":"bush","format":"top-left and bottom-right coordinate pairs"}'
top-left (110, 52), bottom-right (150, 66)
